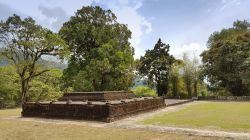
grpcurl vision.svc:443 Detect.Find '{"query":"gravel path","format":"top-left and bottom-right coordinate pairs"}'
top-left (4, 101), bottom-right (250, 140)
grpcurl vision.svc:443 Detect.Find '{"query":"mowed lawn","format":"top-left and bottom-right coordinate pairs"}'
top-left (143, 101), bottom-right (250, 132)
top-left (0, 108), bottom-right (229, 140)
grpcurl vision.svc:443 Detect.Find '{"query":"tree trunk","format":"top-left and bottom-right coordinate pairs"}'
top-left (186, 81), bottom-right (192, 98)
top-left (156, 83), bottom-right (162, 96)
top-left (193, 80), bottom-right (198, 97)
top-left (21, 81), bottom-right (27, 105)
top-left (162, 82), bottom-right (168, 96)
top-left (20, 79), bottom-right (30, 105)
top-left (172, 78), bottom-right (178, 97)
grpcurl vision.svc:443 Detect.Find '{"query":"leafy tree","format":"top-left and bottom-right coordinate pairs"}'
top-left (182, 54), bottom-right (201, 97)
top-left (201, 20), bottom-right (250, 96)
top-left (169, 60), bottom-right (183, 97)
top-left (59, 6), bottom-right (134, 91)
top-left (138, 38), bottom-right (175, 96)
top-left (192, 56), bottom-right (200, 97)
top-left (0, 15), bottom-right (68, 104)
top-left (182, 54), bottom-right (193, 97)
top-left (0, 65), bottom-right (64, 104)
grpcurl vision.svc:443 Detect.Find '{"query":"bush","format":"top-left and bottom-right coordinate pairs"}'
top-left (209, 88), bottom-right (232, 96)
top-left (132, 86), bottom-right (157, 97)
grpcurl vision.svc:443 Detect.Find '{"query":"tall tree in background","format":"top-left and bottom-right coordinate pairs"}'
top-left (169, 60), bottom-right (183, 97)
top-left (192, 56), bottom-right (200, 97)
top-left (138, 38), bottom-right (175, 96)
top-left (182, 54), bottom-right (193, 97)
top-left (0, 15), bottom-right (68, 104)
top-left (201, 20), bottom-right (250, 96)
top-left (182, 54), bottom-right (201, 97)
top-left (59, 6), bottom-right (134, 91)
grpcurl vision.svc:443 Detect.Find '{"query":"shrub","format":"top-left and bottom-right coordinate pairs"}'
top-left (209, 88), bottom-right (232, 96)
top-left (132, 86), bottom-right (157, 97)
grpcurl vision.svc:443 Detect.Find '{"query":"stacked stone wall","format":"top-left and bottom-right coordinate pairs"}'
top-left (22, 98), bottom-right (165, 122)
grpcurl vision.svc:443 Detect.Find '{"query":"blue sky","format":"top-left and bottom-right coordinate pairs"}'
top-left (0, 0), bottom-right (249, 59)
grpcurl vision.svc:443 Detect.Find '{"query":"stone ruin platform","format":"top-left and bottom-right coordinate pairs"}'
top-left (22, 91), bottom-right (165, 122)
top-left (58, 91), bottom-right (136, 101)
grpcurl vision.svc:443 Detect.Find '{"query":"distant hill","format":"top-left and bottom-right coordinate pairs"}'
top-left (0, 58), bottom-right (67, 69)
top-left (0, 59), bottom-right (8, 66)
top-left (0, 48), bottom-right (67, 69)
top-left (132, 78), bottom-right (147, 88)
top-left (39, 59), bottom-right (67, 69)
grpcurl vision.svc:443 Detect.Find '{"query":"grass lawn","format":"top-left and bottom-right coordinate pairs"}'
top-left (143, 101), bottom-right (250, 132)
top-left (0, 108), bottom-right (228, 140)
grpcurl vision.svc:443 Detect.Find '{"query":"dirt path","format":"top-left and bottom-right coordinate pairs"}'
top-left (3, 101), bottom-right (250, 140)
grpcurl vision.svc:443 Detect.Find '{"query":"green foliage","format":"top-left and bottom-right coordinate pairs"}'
top-left (168, 77), bottom-right (189, 99)
top-left (168, 56), bottom-right (206, 98)
top-left (0, 14), bottom-right (69, 104)
top-left (201, 20), bottom-right (250, 96)
top-left (138, 38), bottom-right (175, 96)
top-left (208, 88), bottom-right (231, 96)
top-left (0, 65), bottom-right (64, 104)
top-left (182, 54), bottom-right (201, 97)
top-left (132, 86), bottom-right (157, 97)
top-left (28, 69), bottom-right (64, 102)
top-left (198, 83), bottom-right (208, 96)
top-left (0, 65), bottom-right (19, 105)
top-left (169, 60), bottom-right (183, 97)
top-left (60, 6), bottom-right (134, 91)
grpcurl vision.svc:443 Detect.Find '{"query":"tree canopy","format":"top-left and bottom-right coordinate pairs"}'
top-left (0, 14), bottom-right (68, 104)
top-left (201, 20), bottom-right (250, 96)
top-left (59, 6), bottom-right (134, 91)
top-left (138, 38), bottom-right (175, 96)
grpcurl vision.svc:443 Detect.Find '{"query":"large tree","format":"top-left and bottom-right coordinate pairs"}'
top-left (169, 60), bottom-right (182, 98)
top-left (59, 6), bottom-right (134, 91)
top-left (0, 15), bottom-right (68, 104)
top-left (138, 38), bottom-right (175, 96)
top-left (201, 20), bottom-right (250, 96)
top-left (182, 54), bottom-right (201, 97)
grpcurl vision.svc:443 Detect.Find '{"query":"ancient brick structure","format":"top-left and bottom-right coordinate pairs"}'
top-left (22, 91), bottom-right (165, 122)
top-left (58, 91), bottom-right (136, 101)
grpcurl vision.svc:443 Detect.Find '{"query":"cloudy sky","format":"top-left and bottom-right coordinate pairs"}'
top-left (0, 0), bottom-right (249, 59)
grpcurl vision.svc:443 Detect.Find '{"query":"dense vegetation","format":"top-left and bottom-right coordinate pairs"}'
top-left (0, 65), bottom-right (63, 105)
top-left (0, 6), bottom-right (249, 106)
top-left (201, 20), bottom-right (250, 96)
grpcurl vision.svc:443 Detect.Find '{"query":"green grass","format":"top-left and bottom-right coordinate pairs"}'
top-left (0, 108), bottom-right (228, 140)
top-left (143, 102), bottom-right (250, 132)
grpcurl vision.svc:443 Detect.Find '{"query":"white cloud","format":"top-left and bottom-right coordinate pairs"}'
top-left (38, 5), bottom-right (69, 31)
top-left (169, 42), bottom-right (206, 60)
top-left (220, 0), bottom-right (241, 11)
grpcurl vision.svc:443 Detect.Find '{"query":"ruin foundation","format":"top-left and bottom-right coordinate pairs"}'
top-left (22, 91), bottom-right (165, 122)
